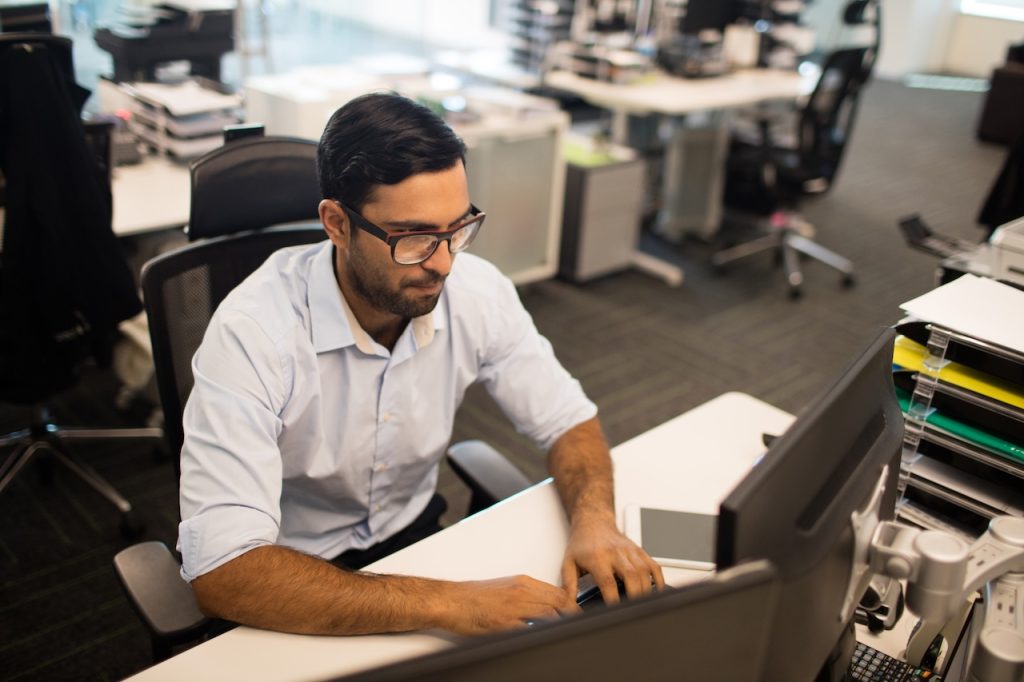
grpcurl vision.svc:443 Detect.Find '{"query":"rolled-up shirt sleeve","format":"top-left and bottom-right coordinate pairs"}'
top-left (477, 275), bottom-right (597, 452)
top-left (177, 309), bottom-right (288, 582)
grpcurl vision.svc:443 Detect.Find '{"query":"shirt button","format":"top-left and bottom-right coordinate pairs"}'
top-left (381, 413), bottom-right (391, 423)
top-left (374, 504), bottom-right (382, 513)
top-left (376, 462), bottom-right (388, 472)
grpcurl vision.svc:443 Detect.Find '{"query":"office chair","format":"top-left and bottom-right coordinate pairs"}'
top-left (712, 2), bottom-right (879, 298)
top-left (114, 135), bottom-right (531, 663)
top-left (0, 32), bottom-right (163, 537)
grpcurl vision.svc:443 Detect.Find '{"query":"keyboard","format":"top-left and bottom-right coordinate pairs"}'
top-left (848, 641), bottom-right (939, 681)
top-left (575, 575), bottom-right (628, 611)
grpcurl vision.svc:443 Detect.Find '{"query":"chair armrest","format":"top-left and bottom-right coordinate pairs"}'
top-left (447, 440), bottom-right (533, 515)
top-left (113, 541), bottom-right (208, 641)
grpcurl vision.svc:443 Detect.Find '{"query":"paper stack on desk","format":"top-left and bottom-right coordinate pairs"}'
top-left (893, 274), bottom-right (1024, 539)
top-left (121, 80), bottom-right (242, 159)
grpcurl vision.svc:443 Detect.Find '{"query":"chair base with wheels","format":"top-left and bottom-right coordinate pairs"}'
top-left (0, 404), bottom-right (164, 536)
top-left (714, 38), bottom-right (877, 298)
top-left (713, 211), bottom-right (855, 299)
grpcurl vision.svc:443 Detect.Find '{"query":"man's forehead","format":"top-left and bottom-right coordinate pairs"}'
top-left (360, 168), bottom-right (470, 226)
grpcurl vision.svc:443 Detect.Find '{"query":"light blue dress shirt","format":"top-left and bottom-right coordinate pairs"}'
top-left (178, 241), bottom-right (597, 581)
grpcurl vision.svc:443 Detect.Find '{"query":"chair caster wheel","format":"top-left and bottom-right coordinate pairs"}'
top-left (120, 511), bottom-right (145, 540)
top-left (841, 274), bottom-right (856, 288)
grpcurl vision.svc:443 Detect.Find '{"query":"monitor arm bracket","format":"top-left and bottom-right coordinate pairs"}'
top-left (867, 515), bottom-right (1024, 681)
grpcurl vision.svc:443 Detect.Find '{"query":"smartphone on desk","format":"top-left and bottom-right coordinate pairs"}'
top-left (624, 505), bottom-right (717, 571)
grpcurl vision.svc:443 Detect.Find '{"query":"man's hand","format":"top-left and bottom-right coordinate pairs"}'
top-left (546, 417), bottom-right (666, 605)
top-left (434, 575), bottom-right (579, 635)
top-left (561, 514), bottom-right (665, 605)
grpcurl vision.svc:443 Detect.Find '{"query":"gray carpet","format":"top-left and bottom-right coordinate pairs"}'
top-left (0, 28), bottom-right (1009, 682)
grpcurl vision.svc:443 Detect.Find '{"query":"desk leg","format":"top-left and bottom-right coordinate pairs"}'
top-left (611, 110), bottom-right (630, 146)
top-left (654, 112), bottom-right (729, 243)
top-left (630, 249), bottom-right (684, 287)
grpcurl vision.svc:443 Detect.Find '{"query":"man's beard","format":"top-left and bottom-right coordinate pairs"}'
top-left (348, 248), bottom-right (446, 320)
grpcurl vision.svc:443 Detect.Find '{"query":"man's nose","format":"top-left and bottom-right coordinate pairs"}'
top-left (421, 240), bottom-right (453, 277)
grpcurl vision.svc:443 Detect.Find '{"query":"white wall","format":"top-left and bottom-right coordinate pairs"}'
top-left (872, 0), bottom-right (1022, 79)
top-left (944, 11), bottom-right (1024, 76)
top-left (875, 0), bottom-right (959, 80)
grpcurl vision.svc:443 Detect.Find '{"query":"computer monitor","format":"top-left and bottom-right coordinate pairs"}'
top-left (716, 327), bottom-right (904, 680)
top-left (680, 0), bottom-right (738, 35)
top-left (336, 560), bottom-right (781, 682)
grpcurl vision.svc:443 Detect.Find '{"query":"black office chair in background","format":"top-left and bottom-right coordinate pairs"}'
top-left (0, 32), bottom-right (163, 536)
top-left (712, 1), bottom-right (880, 298)
top-left (113, 134), bottom-right (532, 662)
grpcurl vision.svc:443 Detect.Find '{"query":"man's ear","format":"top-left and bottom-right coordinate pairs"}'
top-left (319, 200), bottom-right (349, 247)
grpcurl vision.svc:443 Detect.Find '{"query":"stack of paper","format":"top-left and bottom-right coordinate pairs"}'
top-left (122, 80), bottom-right (243, 159)
top-left (894, 275), bottom-right (1024, 538)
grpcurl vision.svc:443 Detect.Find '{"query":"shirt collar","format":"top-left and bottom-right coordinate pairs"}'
top-left (308, 243), bottom-right (445, 354)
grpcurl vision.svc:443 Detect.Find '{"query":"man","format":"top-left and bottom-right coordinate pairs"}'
top-left (178, 92), bottom-right (664, 636)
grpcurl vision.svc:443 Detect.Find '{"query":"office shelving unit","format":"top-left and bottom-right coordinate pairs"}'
top-left (497, 0), bottom-right (575, 73)
top-left (895, 322), bottom-right (1024, 541)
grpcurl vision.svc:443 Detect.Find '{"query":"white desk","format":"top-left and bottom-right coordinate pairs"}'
top-left (545, 68), bottom-right (812, 283)
top-left (126, 392), bottom-right (794, 682)
top-left (0, 155), bottom-right (190, 246)
top-left (432, 49), bottom-right (542, 91)
top-left (544, 68), bottom-right (809, 121)
top-left (111, 155), bottom-right (191, 237)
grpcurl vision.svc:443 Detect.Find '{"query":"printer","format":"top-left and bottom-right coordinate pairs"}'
top-left (991, 215), bottom-right (1024, 285)
top-left (94, 1), bottom-right (234, 82)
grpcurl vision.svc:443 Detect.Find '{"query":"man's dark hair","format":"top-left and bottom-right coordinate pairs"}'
top-left (317, 92), bottom-right (467, 211)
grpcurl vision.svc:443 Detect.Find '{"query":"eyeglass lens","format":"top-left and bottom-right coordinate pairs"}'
top-left (393, 219), bottom-right (482, 265)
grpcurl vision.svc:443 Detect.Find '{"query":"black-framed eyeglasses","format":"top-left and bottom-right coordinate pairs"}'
top-left (336, 201), bottom-right (486, 266)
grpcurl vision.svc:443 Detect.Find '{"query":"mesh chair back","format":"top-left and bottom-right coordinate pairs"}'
top-left (143, 135), bottom-right (325, 463)
top-left (142, 227), bottom-right (325, 463)
top-left (188, 136), bottom-right (321, 240)
top-left (797, 47), bottom-right (873, 184)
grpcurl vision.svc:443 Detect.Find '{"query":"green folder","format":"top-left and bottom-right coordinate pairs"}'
top-left (896, 386), bottom-right (1024, 464)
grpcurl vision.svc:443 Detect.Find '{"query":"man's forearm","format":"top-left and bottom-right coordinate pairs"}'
top-left (191, 544), bottom-right (576, 636)
top-left (192, 545), bottom-right (446, 635)
top-left (547, 416), bottom-right (616, 525)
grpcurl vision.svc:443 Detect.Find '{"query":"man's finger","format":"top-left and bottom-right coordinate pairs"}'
top-left (593, 570), bottom-right (621, 605)
top-left (616, 552), bottom-right (650, 597)
top-left (647, 556), bottom-right (667, 589)
top-left (561, 557), bottom-right (579, 599)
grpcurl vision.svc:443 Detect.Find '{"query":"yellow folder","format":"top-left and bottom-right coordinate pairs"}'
top-left (893, 336), bottom-right (1024, 411)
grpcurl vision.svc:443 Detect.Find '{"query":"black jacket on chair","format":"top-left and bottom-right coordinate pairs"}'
top-left (0, 35), bottom-right (141, 403)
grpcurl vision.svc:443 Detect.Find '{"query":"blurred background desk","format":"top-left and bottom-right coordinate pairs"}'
top-left (111, 156), bottom-right (191, 237)
top-left (125, 392), bottom-right (794, 682)
top-left (545, 68), bottom-right (813, 247)
top-left (0, 155), bottom-right (189, 246)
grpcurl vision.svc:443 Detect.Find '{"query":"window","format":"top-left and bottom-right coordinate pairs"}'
top-left (961, 0), bottom-right (1024, 21)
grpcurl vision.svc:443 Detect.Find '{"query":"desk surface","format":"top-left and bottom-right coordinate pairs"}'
top-left (112, 155), bottom-right (191, 237)
top-left (0, 155), bottom-right (189, 245)
top-left (544, 67), bottom-right (812, 117)
top-left (127, 392), bottom-right (794, 682)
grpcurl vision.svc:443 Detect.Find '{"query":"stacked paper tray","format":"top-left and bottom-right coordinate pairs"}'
top-left (122, 80), bottom-right (242, 159)
top-left (894, 275), bottom-right (1024, 538)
